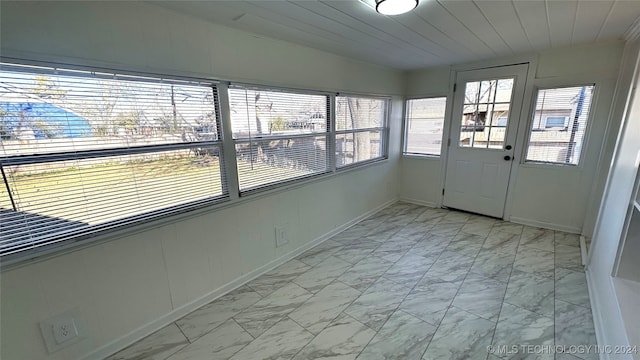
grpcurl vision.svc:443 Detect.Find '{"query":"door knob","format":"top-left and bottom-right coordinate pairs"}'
top-left (504, 155), bottom-right (512, 161)
top-left (505, 145), bottom-right (512, 150)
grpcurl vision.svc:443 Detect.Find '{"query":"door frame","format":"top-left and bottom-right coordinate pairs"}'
top-left (436, 55), bottom-right (538, 221)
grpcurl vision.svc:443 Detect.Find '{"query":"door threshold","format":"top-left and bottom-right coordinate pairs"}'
top-left (440, 206), bottom-right (503, 220)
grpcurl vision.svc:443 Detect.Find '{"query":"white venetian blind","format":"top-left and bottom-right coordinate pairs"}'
top-left (404, 97), bottom-right (446, 156)
top-left (525, 85), bottom-right (594, 165)
top-left (228, 86), bottom-right (330, 192)
top-left (335, 95), bottom-right (388, 167)
top-left (0, 63), bottom-right (227, 258)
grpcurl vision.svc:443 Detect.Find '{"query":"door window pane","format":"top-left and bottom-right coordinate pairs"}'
top-left (459, 78), bottom-right (514, 149)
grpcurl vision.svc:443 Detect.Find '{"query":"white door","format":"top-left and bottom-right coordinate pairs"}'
top-left (443, 64), bottom-right (528, 218)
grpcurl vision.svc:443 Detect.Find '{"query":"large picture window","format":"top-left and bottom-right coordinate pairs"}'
top-left (404, 97), bottom-right (446, 156)
top-left (335, 95), bottom-right (388, 167)
top-left (0, 62), bottom-right (391, 261)
top-left (228, 86), bottom-right (330, 192)
top-left (525, 85), bottom-right (595, 165)
top-left (0, 64), bottom-right (226, 257)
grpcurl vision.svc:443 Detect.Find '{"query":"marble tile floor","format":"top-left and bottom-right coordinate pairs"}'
top-left (108, 203), bottom-right (597, 360)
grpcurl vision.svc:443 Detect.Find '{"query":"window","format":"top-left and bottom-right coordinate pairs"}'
top-left (335, 95), bottom-right (388, 167)
top-left (496, 117), bottom-right (508, 127)
top-left (526, 85), bottom-right (594, 165)
top-left (0, 61), bottom-right (391, 262)
top-left (404, 97), bottom-right (446, 156)
top-left (544, 116), bottom-right (566, 129)
top-left (0, 64), bottom-right (226, 257)
top-left (228, 86), bottom-right (330, 192)
top-left (460, 78), bottom-right (514, 149)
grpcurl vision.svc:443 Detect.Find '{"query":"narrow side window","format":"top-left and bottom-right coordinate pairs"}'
top-left (525, 85), bottom-right (595, 165)
top-left (404, 97), bottom-right (446, 156)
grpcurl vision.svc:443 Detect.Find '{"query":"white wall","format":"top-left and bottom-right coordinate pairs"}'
top-left (0, 2), bottom-right (404, 360)
top-left (0, 2), bottom-right (404, 95)
top-left (586, 39), bottom-right (640, 359)
top-left (401, 42), bottom-right (624, 234)
top-left (400, 66), bottom-right (451, 206)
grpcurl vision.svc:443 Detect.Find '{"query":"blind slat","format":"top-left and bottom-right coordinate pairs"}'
top-left (404, 97), bottom-right (446, 156)
top-left (525, 85), bottom-right (595, 165)
top-left (0, 63), bottom-right (391, 261)
top-left (0, 63), bottom-right (226, 256)
top-left (1, 66), bottom-right (220, 156)
top-left (228, 86), bottom-right (330, 191)
top-left (335, 95), bottom-right (388, 168)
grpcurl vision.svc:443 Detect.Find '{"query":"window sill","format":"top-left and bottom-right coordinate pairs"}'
top-left (519, 161), bottom-right (583, 171)
top-left (336, 157), bottom-right (388, 172)
top-left (402, 154), bottom-right (441, 160)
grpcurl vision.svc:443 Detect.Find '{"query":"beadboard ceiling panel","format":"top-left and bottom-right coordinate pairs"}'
top-left (547, 0), bottom-right (579, 48)
top-left (154, 0), bottom-right (640, 70)
top-left (412, 1), bottom-right (498, 59)
top-left (512, 0), bottom-right (552, 50)
top-left (599, 0), bottom-right (640, 41)
top-left (571, 0), bottom-right (613, 45)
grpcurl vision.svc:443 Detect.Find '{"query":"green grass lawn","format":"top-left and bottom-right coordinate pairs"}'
top-left (1, 155), bottom-right (311, 226)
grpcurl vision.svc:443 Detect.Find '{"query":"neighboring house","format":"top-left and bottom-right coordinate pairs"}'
top-left (459, 85), bottom-right (591, 157)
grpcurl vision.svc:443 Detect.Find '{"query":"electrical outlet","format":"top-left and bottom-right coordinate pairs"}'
top-left (275, 226), bottom-right (289, 247)
top-left (40, 308), bottom-right (86, 353)
top-left (52, 318), bottom-right (79, 344)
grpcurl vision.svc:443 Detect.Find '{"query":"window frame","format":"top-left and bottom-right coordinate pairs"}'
top-left (0, 60), bottom-right (393, 266)
top-left (402, 95), bottom-right (448, 158)
top-left (0, 62), bottom-right (230, 260)
top-left (522, 83), bottom-right (597, 167)
top-left (334, 93), bottom-right (390, 170)
top-left (227, 83), bottom-right (333, 195)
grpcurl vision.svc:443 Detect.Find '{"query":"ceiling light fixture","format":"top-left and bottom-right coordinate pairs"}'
top-left (375, 0), bottom-right (418, 15)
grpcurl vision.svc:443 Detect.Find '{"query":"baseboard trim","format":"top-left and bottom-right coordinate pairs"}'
top-left (398, 197), bottom-right (438, 208)
top-left (84, 198), bottom-right (398, 360)
top-left (586, 270), bottom-right (609, 360)
top-left (586, 270), bottom-right (637, 360)
top-left (509, 216), bottom-right (582, 234)
top-left (580, 236), bottom-right (588, 266)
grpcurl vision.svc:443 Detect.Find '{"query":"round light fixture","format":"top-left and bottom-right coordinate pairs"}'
top-left (375, 0), bottom-right (418, 15)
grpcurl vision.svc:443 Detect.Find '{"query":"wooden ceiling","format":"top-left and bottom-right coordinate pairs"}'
top-left (154, 0), bottom-right (640, 69)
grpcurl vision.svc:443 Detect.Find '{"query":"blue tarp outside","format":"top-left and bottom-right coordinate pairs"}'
top-left (0, 102), bottom-right (92, 139)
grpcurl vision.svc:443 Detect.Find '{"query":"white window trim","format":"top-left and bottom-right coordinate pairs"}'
top-left (0, 59), bottom-right (392, 266)
top-left (227, 83), bottom-right (333, 193)
top-left (0, 63), bottom-right (229, 260)
top-left (334, 94), bottom-right (391, 170)
top-left (402, 95), bottom-right (448, 158)
top-left (522, 83), bottom-right (597, 168)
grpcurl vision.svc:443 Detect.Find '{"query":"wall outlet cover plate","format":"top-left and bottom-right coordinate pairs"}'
top-left (40, 308), bottom-right (86, 354)
top-left (52, 317), bottom-right (79, 344)
top-left (275, 226), bottom-right (290, 248)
